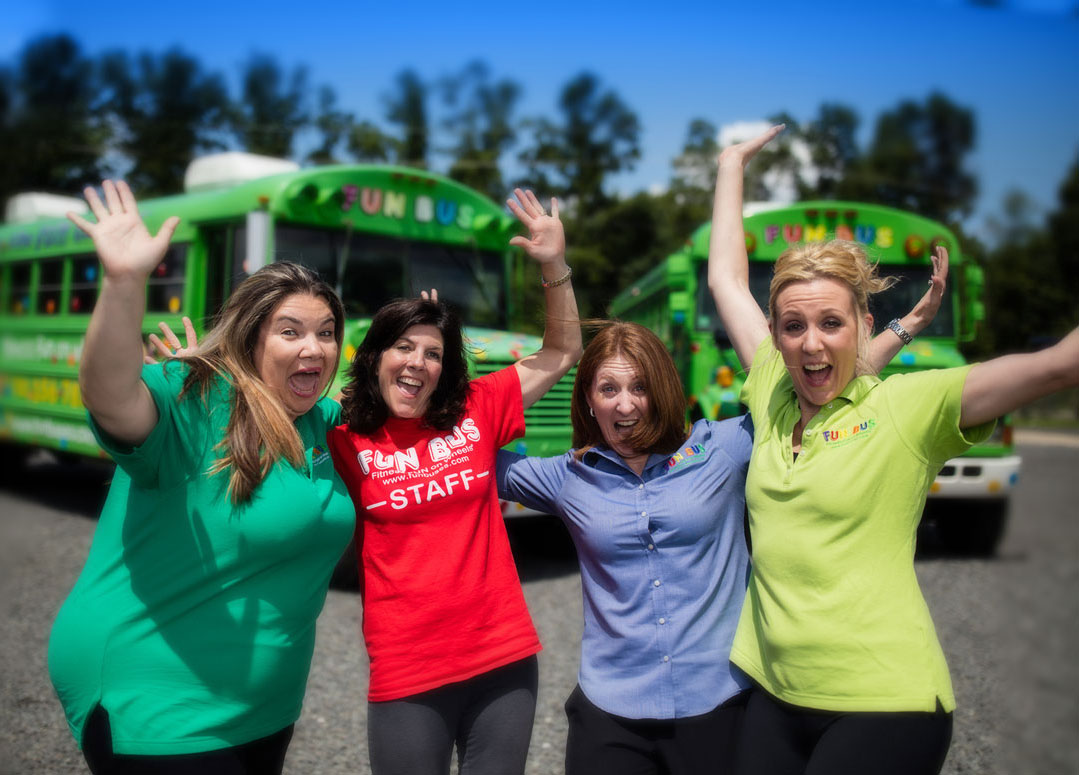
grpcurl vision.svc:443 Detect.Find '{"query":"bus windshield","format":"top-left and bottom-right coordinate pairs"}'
top-left (696, 263), bottom-right (955, 339)
top-left (274, 224), bottom-right (508, 329)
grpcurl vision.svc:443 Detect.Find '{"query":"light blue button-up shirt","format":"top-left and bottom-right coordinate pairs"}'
top-left (497, 416), bottom-right (753, 720)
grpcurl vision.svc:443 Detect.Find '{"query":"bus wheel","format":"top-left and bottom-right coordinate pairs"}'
top-left (937, 499), bottom-right (1009, 557)
top-left (0, 443), bottom-right (30, 485)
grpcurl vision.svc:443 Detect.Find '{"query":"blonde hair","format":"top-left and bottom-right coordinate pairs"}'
top-left (768, 240), bottom-right (896, 376)
top-left (180, 262), bottom-right (344, 504)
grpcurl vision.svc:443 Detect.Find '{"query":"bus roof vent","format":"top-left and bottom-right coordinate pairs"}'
top-left (4, 192), bottom-right (88, 224)
top-left (184, 152), bottom-right (300, 193)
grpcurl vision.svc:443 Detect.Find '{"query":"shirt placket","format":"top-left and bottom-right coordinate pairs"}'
top-left (637, 472), bottom-right (675, 714)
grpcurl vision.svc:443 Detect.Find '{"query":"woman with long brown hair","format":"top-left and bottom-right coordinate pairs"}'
top-left (48, 180), bottom-right (354, 774)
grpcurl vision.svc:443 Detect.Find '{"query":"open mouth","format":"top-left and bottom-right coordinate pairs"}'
top-left (396, 376), bottom-right (423, 398)
top-left (614, 419), bottom-right (639, 434)
top-left (802, 363), bottom-right (832, 388)
top-left (288, 368), bottom-right (323, 397)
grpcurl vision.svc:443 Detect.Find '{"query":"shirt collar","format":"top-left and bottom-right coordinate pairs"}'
top-left (582, 445), bottom-right (670, 475)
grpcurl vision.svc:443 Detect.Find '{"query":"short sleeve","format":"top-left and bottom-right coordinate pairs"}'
top-left (470, 367), bottom-right (526, 448)
top-left (741, 337), bottom-right (787, 419)
top-left (496, 449), bottom-right (568, 516)
top-left (882, 366), bottom-right (995, 467)
top-left (704, 414), bottom-right (755, 471)
top-left (88, 361), bottom-right (211, 489)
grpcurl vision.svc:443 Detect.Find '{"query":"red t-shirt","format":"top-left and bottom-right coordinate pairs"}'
top-left (328, 366), bottom-right (541, 701)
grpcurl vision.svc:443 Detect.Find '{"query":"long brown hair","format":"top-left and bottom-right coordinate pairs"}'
top-left (180, 262), bottom-right (344, 504)
top-left (571, 322), bottom-right (687, 460)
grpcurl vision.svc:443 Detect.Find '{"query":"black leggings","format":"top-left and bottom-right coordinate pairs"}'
top-left (734, 689), bottom-right (953, 775)
top-left (81, 704), bottom-right (294, 775)
top-left (367, 656), bottom-right (538, 775)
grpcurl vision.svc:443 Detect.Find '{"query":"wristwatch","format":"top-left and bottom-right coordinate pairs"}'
top-left (887, 318), bottom-right (913, 345)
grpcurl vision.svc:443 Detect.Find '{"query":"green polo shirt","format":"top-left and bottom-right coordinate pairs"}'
top-left (47, 361), bottom-right (355, 754)
top-left (731, 338), bottom-right (992, 713)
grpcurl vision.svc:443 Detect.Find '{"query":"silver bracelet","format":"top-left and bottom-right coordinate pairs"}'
top-left (887, 318), bottom-right (913, 345)
top-left (541, 266), bottom-right (572, 288)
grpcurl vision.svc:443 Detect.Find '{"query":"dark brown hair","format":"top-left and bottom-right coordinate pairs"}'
top-left (340, 297), bottom-right (470, 434)
top-left (571, 321), bottom-right (687, 459)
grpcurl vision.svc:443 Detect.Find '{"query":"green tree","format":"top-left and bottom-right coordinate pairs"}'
top-left (306, 85), bottom-right (355, 165)
top-left (846, 92), bottom-right (976, 222)
top-left (99, 48), bottom-right (228, 195)
top-left (384, 69), bottom-right (428, 168)
top-left (1, 34), bottom-right (107, 205)
top-left (347, 120), bottom-right (394, 162)
top-left (518, 72), bottom-right (641, 213)
top-left (799, 103), bottom-right (860, 199)
top-left (231, 54), bottom-right (309, 157)
top-left (438, 61), bottom-right (520, 200)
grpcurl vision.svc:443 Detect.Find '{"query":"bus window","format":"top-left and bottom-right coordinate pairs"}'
top-left (274, 224), bottom-right (339, 287)
top-left (407, 243), bottom-right (506, 330)
top-left (695, 263), bottom-right (771, 338)
top-left (870, 268), bottom-right (954, 338)
top-left (38, 258), bottom-right (64, 316)
top-left (8, 261), bottom-right (32, 315)
top-left (147, 245), bottom-right (187, 314)
top-left (70, 254), bottom-right (99, 314)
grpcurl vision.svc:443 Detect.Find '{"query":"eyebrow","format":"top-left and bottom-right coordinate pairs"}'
top-left (274, 315), bottom-right (336, 326)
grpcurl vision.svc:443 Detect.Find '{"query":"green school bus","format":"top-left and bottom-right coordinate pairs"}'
top-left (0, 156), bottom-right (574, 499)
top-left (610, 201), bottom-right (1019, 554)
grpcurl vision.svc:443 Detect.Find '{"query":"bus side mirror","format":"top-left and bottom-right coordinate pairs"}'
top-left (960, 263), bottom-right (986, 342)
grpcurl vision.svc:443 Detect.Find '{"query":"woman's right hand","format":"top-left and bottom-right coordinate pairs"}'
top-left (67, 180), bottom-right (180, 282)
top-left (717, 124), bottom-right (785, 170)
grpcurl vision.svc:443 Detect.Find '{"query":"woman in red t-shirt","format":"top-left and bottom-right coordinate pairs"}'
top-left (328, 189), bottom-right (581, 775)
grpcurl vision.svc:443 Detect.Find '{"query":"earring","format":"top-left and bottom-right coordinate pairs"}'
top-left (589, 407), bottom-right (595, 418)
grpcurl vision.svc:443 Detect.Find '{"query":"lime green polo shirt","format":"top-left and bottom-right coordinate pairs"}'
top-left (731, 338), bottom-right (993, 713)
top-left (47, 361), bottom-right (355, 754)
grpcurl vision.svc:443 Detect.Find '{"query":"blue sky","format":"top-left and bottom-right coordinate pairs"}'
top-left (4, 0), bottom-right (1078, 239)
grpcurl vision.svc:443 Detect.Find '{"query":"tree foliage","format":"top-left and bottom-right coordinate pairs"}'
top-left (231, 54), bottom-right (309, 158)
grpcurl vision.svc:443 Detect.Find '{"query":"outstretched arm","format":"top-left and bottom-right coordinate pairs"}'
top-left (960, 327), bottom-right (1079, 428)
top-left (506, 189), bottom-right (583, 409)
top-left (866, 245), bottom-right (950, 374)
top-left (69, 180), bottom-right (180, 445)
top-left (708, 125), bottom-right (784, 371)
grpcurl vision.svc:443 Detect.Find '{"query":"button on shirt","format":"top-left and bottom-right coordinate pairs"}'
top-left (496, 416), bottom-right (754, 719)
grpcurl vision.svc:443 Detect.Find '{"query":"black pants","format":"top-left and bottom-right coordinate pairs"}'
top-left (564, 685), bottom-right (748, 775)
top-left (367, 656), bottom-right (539, 775)
top-left (81, 704), bottom-right (294, 775)
top-left (734, 688), bottom-right (953, 775)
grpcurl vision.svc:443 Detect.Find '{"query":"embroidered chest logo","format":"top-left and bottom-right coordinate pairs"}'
top-left (311, 443), bottom-right (331, 467)
top-left (666, 442), bottom-right (708, 471)
top-left (818, 418), bottom-right (877, 448)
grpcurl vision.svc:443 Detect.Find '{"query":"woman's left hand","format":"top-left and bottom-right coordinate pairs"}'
top-left (143, 317), bottom-right (198, 364)
top-left (506, 189), bottom-right (565, 266)
top-left (906, 245), bottom-right (950, 335)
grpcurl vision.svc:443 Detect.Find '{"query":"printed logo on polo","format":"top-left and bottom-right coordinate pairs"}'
top-left (819, 418), bottom-right (877, 448)
top-left (666, 442), bottom-right (708, 471)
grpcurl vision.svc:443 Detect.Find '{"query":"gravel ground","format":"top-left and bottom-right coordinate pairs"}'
top-left (1, 433), bottom-right (1076, 774)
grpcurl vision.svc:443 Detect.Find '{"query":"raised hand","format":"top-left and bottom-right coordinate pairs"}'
top-left (420, 289), bottom-right (439, 303)
top-left (67, 180), bottom-right (180, 282)
top-left (717, 124), bottom-right (785, 169)
top-left (906, 245), bottom-right (950, 335)
top-left (506, 189), bottom-right (565, 267)
top-left (144, 317), bottom-right (198, 364)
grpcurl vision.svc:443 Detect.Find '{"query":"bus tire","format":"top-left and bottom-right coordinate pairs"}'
top-left (937, 499), bottom-right (1009, 557)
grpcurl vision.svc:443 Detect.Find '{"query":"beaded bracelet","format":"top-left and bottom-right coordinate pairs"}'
top-left (541, 266), bottom-right (573, 288)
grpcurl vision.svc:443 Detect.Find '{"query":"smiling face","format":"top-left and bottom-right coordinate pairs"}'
top-left (772, 277), bottom-right (871, 419)
top-left (253, 293), bottom-right (339, 420)
top-left (587, 355), bottom-right (650, 463)
top-left (377, 324), bottom-right (444, 419)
